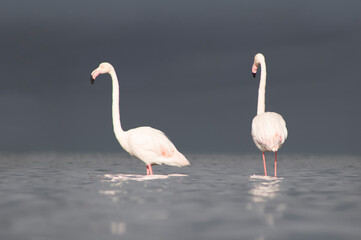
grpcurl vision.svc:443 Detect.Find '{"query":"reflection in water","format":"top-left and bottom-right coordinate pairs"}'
top-left (99, 190), bottom-right (121, 203)
top-left (249, 175), bottom-right (282, 202)
top-left (111, 221), bottom-right (126, 235)
top-left (99, 174), bottom-right (182, 236)
top-left (103, 173), bottom-right (187, 182)
top-left (248, 175), bottom-right (286, 240)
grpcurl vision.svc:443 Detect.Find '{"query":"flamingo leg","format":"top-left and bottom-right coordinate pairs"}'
top-left (262, 152), bottom-right (267, 176)
top-left (274, 151), bottom-right (277, 178)
top-left (146, 164), bottom-right (154, 175)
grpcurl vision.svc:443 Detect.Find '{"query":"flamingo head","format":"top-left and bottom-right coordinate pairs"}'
top-left (90, 62), bottom-right (115, 84)
top-left (252, 53), bottom-right (265, 78)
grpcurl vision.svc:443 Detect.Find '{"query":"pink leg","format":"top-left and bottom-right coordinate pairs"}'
top-left (262, 152), bottom-right (267, 176)
top-left (147, 164), bottom-right (153, 175)
top-left (274, 151), bottom-right (277, 178)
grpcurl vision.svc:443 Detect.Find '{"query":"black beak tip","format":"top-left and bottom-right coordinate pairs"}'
top-left (252, 72), bottom-right (256, 78)
top-left (90, 76), bottom-right (95, 85)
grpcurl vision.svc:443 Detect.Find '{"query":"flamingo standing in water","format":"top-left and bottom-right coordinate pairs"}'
top-left (251, 53), bottom-right (288, 177)
top-left (90, 62), bottom-right (190, 175)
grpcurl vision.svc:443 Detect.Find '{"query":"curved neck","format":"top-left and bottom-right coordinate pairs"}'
top-left (109, 71), bottom-right (124, 138)
top-left (257, 59), bottom-right (267, 114)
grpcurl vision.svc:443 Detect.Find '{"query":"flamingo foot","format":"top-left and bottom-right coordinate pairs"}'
top-left (262, 152), bottom-right (267, 176)
top-left (274, 151), bottom-right (277, 178)
top-left (146, 164), bottom-right (154, 175)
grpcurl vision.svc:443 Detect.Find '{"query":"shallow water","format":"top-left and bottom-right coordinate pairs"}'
top-left (0, 153), bottom-right (360, 240)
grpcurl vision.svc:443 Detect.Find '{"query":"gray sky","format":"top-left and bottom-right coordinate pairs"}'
top-left (1, 0), bottom-right (361, 154)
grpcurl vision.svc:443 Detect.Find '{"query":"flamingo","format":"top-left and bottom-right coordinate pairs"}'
top-left (251, 53), bottom-right (288, 178)
top-left (90, 62), bottom-right (190, 175)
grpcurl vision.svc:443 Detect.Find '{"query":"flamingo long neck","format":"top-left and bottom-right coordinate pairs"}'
top-left (109, 71), bottom-right (124, 140)
top-left (257, 59), bottom-right (267, 115)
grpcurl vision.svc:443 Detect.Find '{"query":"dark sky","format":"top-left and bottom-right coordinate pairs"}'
top-left (1, 0), bottom-right (361, 154)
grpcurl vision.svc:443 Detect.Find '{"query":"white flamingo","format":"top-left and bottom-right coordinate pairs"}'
top-left (251, 53), bottom-right (288, 177)
top-left (91, 62), bottom-right (190, 175)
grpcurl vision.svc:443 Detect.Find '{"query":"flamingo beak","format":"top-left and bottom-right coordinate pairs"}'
top-left (90, 68), bottom-right (100, 85)
top-left (252, 63), bottom-right (258, 78)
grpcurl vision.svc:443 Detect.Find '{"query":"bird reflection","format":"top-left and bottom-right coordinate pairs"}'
top-left (249, 176), bottom-right (281, 202)
top-left (247, 176), bottom-right (286, 240)
top-left (111, 221), bottom-right (126, 235)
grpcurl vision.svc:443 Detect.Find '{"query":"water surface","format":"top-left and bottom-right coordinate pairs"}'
top-left (0, 153), bottom-right (360, 240)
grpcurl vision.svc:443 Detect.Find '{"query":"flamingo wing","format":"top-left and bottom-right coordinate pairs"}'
top-left (126, 127), bottom-right (189, 166)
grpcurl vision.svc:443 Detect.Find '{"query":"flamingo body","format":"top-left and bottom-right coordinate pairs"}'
top-left (91, 62), bottom-right (190, 175)
top-left (252, 112), bottom-right (287, 153)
